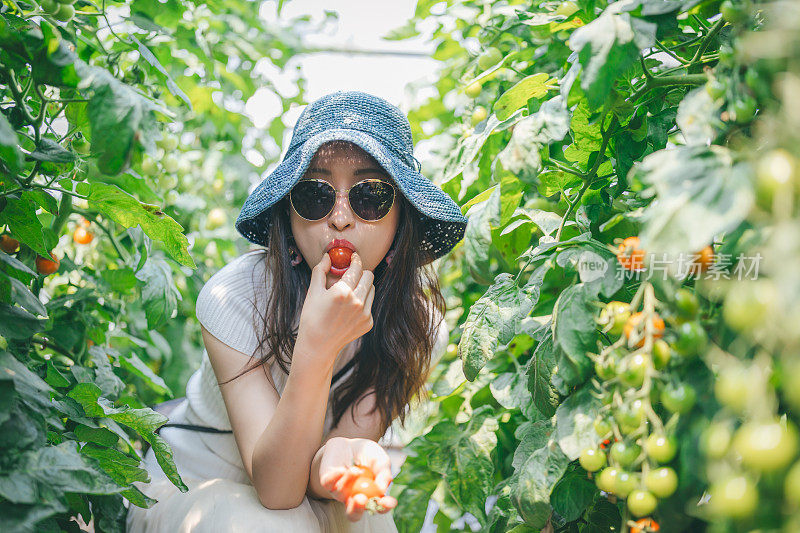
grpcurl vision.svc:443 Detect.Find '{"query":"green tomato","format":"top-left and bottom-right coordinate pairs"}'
top-left (701, 422), bottom-right (733, 459)
top-left (705, 79), bottom-right (727, 100)
top-left (621, 353), bottom-right (650, 388)
top-left (645, 467), bottom-right (678, 498)
top-left (465, 81), bottom-right (482, 98)
top-left (756, 148), bottom-right (796, 207)
top-left (162, 154), bottom-right (179, 174)
top-left (71, 135), bottom-right (90, 155)
top-left (721, 0), bottom-right (747, 23)
top-left (598, 301), bottom-right (632, 336)
top-left (595, 356), bottom-right (617, 381)
top-left (141, 157), bottom-right (158, 175)
top-left (722, 280), bottom-right (775, 331)
top-left (733, 420), bottom-right (799, 472)
top-left (477, 47), bottom-right (503, 70)
top-left (673, 321), bottom-right (707, 357)
top-left (53, 3), bottom-right (75, 22)
top-left (176, 157), bottom-right (191, 178)
top-left (160, 173), bottom-right (178, 190)
top-left (614, 470), bottom-right (638, 497)
top-left (652, 339), bottom-right (671, 370)
top-left (555, 1), bottom-right (579, 17)
top-left (158, 134), bottom-right (179, 151)
top-left (744, 68), bottom-right (761, 92)
top-left (709, 475), bottom-right (757, 518)
top-left (0, 334), bottom-right (7, 351)
top-left (675, 289), bottom-right (699, 319)
top-left (714, 367), bottom-right (752, 412)
top-left (785, 461), bottom-right (800, 506)
top-left (610, 441), bottom-right (641, 468)
top-left (40, 0), bottom-right (60, 14)
top-left (596, 467), bottom-right (619, 493)
top-left (594, 418), bottom-right (613, 438)
top-left (732, 97), bottom-right (757, 124)
top-left (627, 490), bottom-right (658, 517)
top-left (661, 382), bottom-right (696, 414)
top-left (57, 0), bottom-right (78, 4)
top-left (579, 448), bottom-right (607, 472)
top-left (615, 399), bottom-right (646, 434)
top-left (645, 434), bottom-right (677, 463)
top-left (471, 106), bottom-right (488, 126)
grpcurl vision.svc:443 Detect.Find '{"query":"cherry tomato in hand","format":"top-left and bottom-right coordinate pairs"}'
top-left (329, 247), bottom-right (353, 269)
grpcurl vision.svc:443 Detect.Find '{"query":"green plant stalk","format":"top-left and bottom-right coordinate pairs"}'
top-left (51, 192), bottom-right (72, 237)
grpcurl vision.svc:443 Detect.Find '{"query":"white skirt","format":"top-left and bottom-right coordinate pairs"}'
top-left (125, 400), bottom-right (398, 533)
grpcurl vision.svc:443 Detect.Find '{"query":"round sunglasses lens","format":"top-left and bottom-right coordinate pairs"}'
top-left (350, 181), bottom-right (395, 220)
top-left (291, 181), bottom-right (335, 220)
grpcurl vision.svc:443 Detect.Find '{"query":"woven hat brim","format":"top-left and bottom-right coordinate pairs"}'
top-left (235, 128), bottom-right (467, 262)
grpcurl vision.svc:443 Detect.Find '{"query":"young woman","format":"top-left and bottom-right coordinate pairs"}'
top-left (126, 91), bottom-right (467, 532)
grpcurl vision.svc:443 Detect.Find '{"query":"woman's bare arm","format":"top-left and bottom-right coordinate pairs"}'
top-left (203, 326), bottom-right (337, 509)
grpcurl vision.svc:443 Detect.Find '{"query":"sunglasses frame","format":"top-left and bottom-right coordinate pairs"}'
top-left (289, 177), bottom-right (397, 222)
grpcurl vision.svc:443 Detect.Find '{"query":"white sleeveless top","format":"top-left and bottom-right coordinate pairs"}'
top-left (187, 248), bottom-right (449, 438)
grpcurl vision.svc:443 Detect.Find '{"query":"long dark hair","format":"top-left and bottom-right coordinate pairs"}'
top-left (219, 142), bottom-right (446, 436)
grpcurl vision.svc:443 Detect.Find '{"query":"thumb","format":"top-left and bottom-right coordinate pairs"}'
top-left (311, 252), bottom-right (331, 288)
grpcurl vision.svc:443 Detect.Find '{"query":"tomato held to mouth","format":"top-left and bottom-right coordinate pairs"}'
top-left (329, 247), bottom-right (353, 270)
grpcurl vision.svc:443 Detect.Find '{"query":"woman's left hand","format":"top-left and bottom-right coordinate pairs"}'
top-left (318, 437), bottom-right (398, 522)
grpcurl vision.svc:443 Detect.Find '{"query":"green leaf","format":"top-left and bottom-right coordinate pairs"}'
top-left (494, 73), bottom-right (556, 121)
top-left (513, 419), bottom-right (553, 470)
top-left (463, 186), bottom-right (501, 283)
top-left (135, 253), bottom-right (183, 329)
top-left (391, 475), bottom-right (439, 533)
top-left (538, 170), bottom-right (582, 197)
top-left (636, 145), bottom-right (754, 258)
top-left (87, 182), bottom-right (195, 268)
top-left (676, 86), bottom-right (724, 146)
top-left (74, 60), bottom-right (165, 175)
top-left (569, 0), bottom-right (657, 107)
top-left (525, 331), bottom-right (561, 418)
top-left (510, 443), bottom-right (569, 528)
top-left (551, 283), bottom-right (600, 387)
top-left (120, 351), bottom-right (172, 396)
top-left (67, 383), bottom-right (188, 492)
top-left (80, 443), bottom-right (151, 485)
top-left (458, 273), bottom-right (539, 380)
top-left (550, 462), bottom-right (598, 521)
top-left (0, 195), bottom-right (51, 258)
top-left (554, 385), bottom-right (603, 460)
top-left (130, 36), bottom-right (193, 111)
top-left (28, 138), bottom-right (76, 163)
top-left (21, 440), bottom-right (125, 495)
top-left (0, 113), bottom-right (24, 174)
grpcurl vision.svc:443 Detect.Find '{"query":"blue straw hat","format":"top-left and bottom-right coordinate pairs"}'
top-left (235, 90), bottom-right (467, 264)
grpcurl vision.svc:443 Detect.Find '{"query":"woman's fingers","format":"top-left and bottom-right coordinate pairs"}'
top-left (376, 495), bottom-right (398, 512)
top-left (345, 493), bottom-right (368, 521)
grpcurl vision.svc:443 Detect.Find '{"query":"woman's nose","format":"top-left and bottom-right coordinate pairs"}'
top-left (328, 190), bottom-right (354, 229)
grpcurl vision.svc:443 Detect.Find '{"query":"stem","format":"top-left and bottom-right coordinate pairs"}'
top-left (627, 73), bottom-right (707, 102)
top-left (690, 18), bottom-right (726, 65)
top-left (555, 179), bottom-right (591, 242)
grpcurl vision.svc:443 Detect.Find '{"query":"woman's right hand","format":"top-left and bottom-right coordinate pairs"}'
top-left (296, 251), bottom-right (375, 362)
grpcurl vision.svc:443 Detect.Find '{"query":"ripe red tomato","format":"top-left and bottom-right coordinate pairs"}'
top-left (36, 252), bottom-right (60, 275)
top-left (1, 234), bottom-right (20, 254)
top-left (616, 236), bottom-right (646, 271)
top-left (329, 247), bottom-right (353, 269)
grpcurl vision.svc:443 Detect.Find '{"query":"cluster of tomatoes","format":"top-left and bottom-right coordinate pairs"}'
top-left (576, 237), bottom-right (715, 522)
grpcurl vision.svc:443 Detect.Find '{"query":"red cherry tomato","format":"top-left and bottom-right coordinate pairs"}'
top-left (329, 247), bottom-right (353, 269)
top-left (350, 476), bottom-right (384, 499)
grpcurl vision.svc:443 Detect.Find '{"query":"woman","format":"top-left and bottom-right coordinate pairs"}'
top-left (126, 90), bottom-right (468, 532)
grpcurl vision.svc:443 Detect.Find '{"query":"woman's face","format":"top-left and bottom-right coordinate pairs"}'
top-left (288, 141), bottom-right (399, 289)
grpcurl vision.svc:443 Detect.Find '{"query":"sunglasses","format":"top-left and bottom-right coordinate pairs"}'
top-left (289, 178), bottom-right (396, 222)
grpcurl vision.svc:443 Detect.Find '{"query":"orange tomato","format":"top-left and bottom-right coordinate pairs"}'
top-left (631, 518), bottom-right (660, 533)
top-left (73, 226), bottom-right (94, 244)
top-left (350, 476), bottom-right (384, 500)
top-left (624, 311), bottom-right (665, 348)
top-left (617, 236), bottom-right (646, 271)
top-left (35, 252), bottom-right (60, 275)
top-left (689, 244), bottom-right (714, 275)
top-left (1, 234), bottom-right (20, 254)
